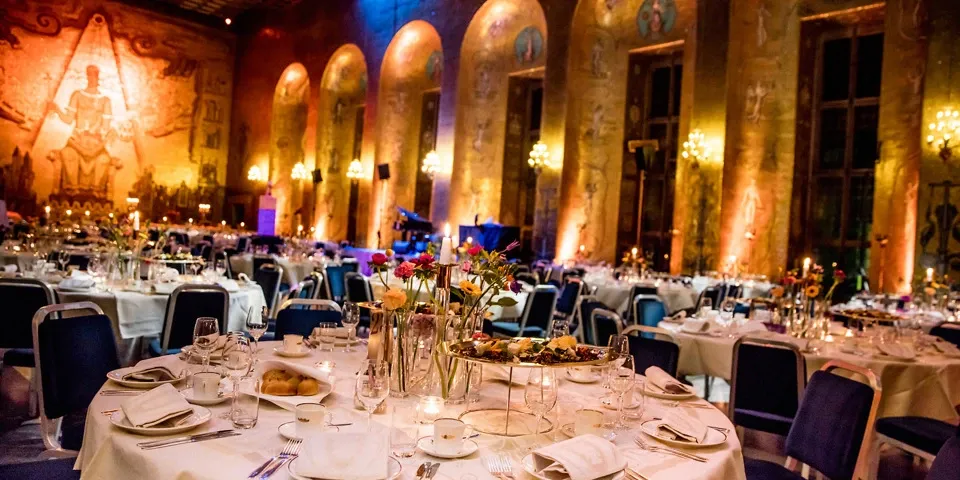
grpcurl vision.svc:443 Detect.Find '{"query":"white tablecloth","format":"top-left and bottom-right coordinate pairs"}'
top-left (0, 251), bottom-right (37, 272)
top-left (590, 281), bottom-right (697, 316)
top-left (76, 341), bottom-right (745, 480)
top-left (659, 322), bottom-right (960, 421)
top-left (689, 277), bottom-right (773, 299)
top-left (230, 254), bottom-right (318, 286)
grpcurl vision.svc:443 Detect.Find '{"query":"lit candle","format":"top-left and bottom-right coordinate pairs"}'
top-left (466, 236), bottom-right (473, 244)
top-left (802, 257), bottom-right (811, 277)
top-left (926, 267), bottom-right (934, 282)
top-left (221, 220), bottom-right (227, 226)
top-left (84, 210), bottom-right (90, 217)
top-left (297, 224), bottom-right (304, 235)
top-left (188, 218), bottom-right (194, 224)
top-left (439, 223), bottom-right (454, 264)
top-left (579, 244), bottom-right (586, 253)
top-left (66, 209), bottom-right (72, 217)
top-left (44, 205), bottom-right (51, 217)
top-left (631, 247), bottom-right (638, 257)
top-left (108, 213), bottom-right (114, 219)
top-left (133, 211), bottom-right (140, 232)
top-left (418, 396), bottom-right (444, 423)
top-left (240, 222), bottom-right (245, 228)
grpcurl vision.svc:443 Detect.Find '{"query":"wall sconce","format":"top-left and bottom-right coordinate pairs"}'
top-left (421, 150), bottom-right (439, 179)
top-left (527, 141), bottom-right (551, 175)
top-left (247, 165), bottom-right (265, 182)
top-left (927, 107), bottom-right (960, 161)
top-left (681, 129), bottom-right (712, 164)
top-left (346, 158), bottom-right (364, 183)
top-left (291, 162), bottom-right (308, 181)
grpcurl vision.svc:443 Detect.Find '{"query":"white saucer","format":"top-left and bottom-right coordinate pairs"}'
top-left (417, 436), bottom-right (479, 459)
top-left (106, 369), bottom-right (186, 389)
top-left (639, 419), bottom-right (728, 448)
top-left (601, 393), bottom-right (642, 410)
top-left (643, 383), bottom-right (696, 400)
top-left (559, 423), bottom-right (617, 442)
top-left (180, 387), bottom-right (229, 406)
top-left (521, 453), bottom-right (625, 480)
top-left (287, 456), bottom-right (401, 480)
top-left (565, 369), bottom-right (601, 384)
top-left (277, 421), bottom-right (339, 441)
top-left (274, 347), bottom-right (311, 358)
top-left (110, 406), bottom-right (211, 436)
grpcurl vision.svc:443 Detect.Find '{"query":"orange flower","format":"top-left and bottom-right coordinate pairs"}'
top-left (804, 285), bottom-right (821, 298)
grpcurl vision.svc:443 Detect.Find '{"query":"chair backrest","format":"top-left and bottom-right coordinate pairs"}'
top-left (519, 285), bottom-right (559, 333)
top-left (622, 325), bottom-right (680, 377)
top-left (514, 265), bottom-right (531, 274)
top-left (254, 264), bottom-right (284, 316)
top-left (32, 302), bottom-right (118, 453)
top-left (236, 237), bottom-right (250, 252)
top-left (730, 337), bottom-right (806, 428)
top-left (308, 272), bottom-right (325, 299)
top-left (516, 272), bottom-right (539, 287)
top-left (275, 307), bottom-right (344, 338)
top-left (555, 280), bottom-right (583, 316)
top-left (0, 278), bottom-right (55, 349)
top-left (252, 254), bottom-right (277, 273)
top-left (930, 322), bottom-right (960, 348)
top-left (323, 264), bottom-right (351, 301)
top-left (696, 285), bottom-right (722, 310)
top-left (589, 307), bottom-right (624, 348)
top-left (199, 244), bottom-right (213, 262)
top-left (633, 294), bottom-right (666, 327)
top-left (161, 284), bottom-right (229, 352)
top-left (927, 429), bottom-right (960, 480)
top-left (345, 272), bottom-right (373, 303)
top-left (295, 278), bottom-right (316, 300)
top-left (578, 299), bottom-right (609, 345)
top-left (624, 284), bottom-right (659, 323)
top-left (784, 361), bottom-right (881, 480)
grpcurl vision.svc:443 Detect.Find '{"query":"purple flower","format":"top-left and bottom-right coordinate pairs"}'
top-left (509, 280), bottom-right (522, 293)
top-left (461, 260), bottom-right (472, 273)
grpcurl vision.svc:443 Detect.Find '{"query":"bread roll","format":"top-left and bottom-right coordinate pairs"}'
top-left (297, 378), bottom-right (320, 396)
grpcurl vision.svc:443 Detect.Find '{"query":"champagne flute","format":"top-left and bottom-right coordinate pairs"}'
top-left (603, 335), bottom-right (629, 390)
top-left (341, 302), bottom-right (360, 352)
top-left (192, 317), bottom-right (220, 371)
top-left (610, 355), bottom-right (636, 429)
top-left (356, 361), bottom-right (390, 431)
top-left (524, 367), bottom-right (558, 441)
top-left (215, 259), bottom-right (227, 278)
top-left (245, 306), bottom-right (268, 355)
top-left (58, 250), bottom-right (70, 272)
top-left (221, 334), bottom-right (252, 419)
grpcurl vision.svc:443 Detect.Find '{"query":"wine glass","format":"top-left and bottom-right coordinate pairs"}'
top-left (245, 306), bottom-right (268, 355)
top-left (57, 250), bottom-right (70, 272)
top-left (221, 334), bottom-right (252, 419)
top-left (550, 319), bottom-right (569, 339)
top-left (215, 259), bottom-right (227, 278)
top-left (341, 302), bottom-right (360, 352)
top-left (192, 317), bottom-right (220, 370)
top-left (88, 255), bottom-right (102, 288)
top-left (524, 367), bottom-right (558, 441)
top-left (610, 355), bottom-right (636, 429)
top-left (356, 361), bottom-right (390, 431)
top-left (190, 260), bottom-right (202, 278)
top-left (603, 335), bottom-right (630, 390)
top-left (699, 297), bottom-right (713, 316)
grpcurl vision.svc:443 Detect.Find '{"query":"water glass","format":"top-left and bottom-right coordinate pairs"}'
top-left (610, 355), bottom-right (636, 429)
top-left (699, 297), bottom-right (713, 316)
top-left (356, 361), bottom-right (390, 430)
top-left (342, 303), bottom-right (361, 352)
top-left (389, 402), bottom-right (420, 458)
top-left (466, 364), bottom-right (482, 405)
top-left (193, 317), bottom-right (220, 370)
top-left (550, 320), bottom-right (570, 339)
top-left (245, 306), bottom-right (268, 355)
top-left (318, 322), bottom-right (337, 352)
top-left (232, 376), bottom-right (260, 429)
top-left (524, 368), bottom-right (558, 437)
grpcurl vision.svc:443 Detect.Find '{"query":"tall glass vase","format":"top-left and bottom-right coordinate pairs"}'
top-left (429, 311), bottom-right (483, 403)
top-left (390, 309), bottom-right (437, 398)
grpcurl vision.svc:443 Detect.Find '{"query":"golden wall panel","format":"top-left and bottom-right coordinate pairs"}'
top-left (269, 62), bottom-right (309, 234)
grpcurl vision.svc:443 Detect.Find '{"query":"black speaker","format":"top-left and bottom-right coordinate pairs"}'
top-left (377, 163), bottom-right (391, 180)
top-left (633, 147), bottom-right (647, 172)
top-left (312, 169), bottom-right (323, 184)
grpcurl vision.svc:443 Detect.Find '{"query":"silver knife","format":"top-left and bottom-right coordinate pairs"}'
top-left (426, 462), bottom-right (440, 479)
top-left (137, 429), bottom-right (236, 448)
top-left (139, 431), bottom-right (240, 450)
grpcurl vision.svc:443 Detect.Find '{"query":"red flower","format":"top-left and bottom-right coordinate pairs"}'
top-left (468, 245), bottom-right (483, 256)
top-left (394, 261), bottom-right (415, 280)
top-left (834, 269), bottom-right (847, 282)
top-left (416, 253), bottom-right (435, 268)
top-left (783, 276), bottom-right (797, 286)
top-left (371, 253), bottom-right (388, 265)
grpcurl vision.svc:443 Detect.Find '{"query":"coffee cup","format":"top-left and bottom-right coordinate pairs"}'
top-left (433, 418), bottom-right (472, 455)
top-left (295, 403), bottom-right (330, 439)
top-left (283, 334), bottom-right (304, 353)
top-left (574, 408), bottom-right (605, 436)
top-left (192, 372), bottom-right (221, 401)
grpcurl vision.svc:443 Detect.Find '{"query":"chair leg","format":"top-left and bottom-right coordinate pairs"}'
top-left (28, 369), bottom-right (39, 417)
top-left (703, 375), bottom-right (712, 401)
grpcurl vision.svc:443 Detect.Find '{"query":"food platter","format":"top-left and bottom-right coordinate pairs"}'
top-left (441, 336), bottom-right (611, 368)
top-left (831, 308), bottom-right (905, 327)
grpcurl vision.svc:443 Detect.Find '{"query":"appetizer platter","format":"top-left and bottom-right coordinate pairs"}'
top-left (443, 334), bottom-right (610, 367)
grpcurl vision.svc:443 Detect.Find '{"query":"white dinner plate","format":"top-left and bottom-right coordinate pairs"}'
top-left (274, 347), bottom-right (311, 358)
top-left (521, 453), bottom-right (625, 480)
top-left (277, 421), bottom-right (339, 441)
top-left (106, 369), bottom-right (186, 389)
top-left (110, 406), bottom-right (211, 436)
top-left (180, 387), bottom-right (229, 406)
top-left (286, 456), bottom-right (401, 480)
top-left (417, 436), bottom-right (479, 459)
top-left (601, 393), bottom-right (642, 410)
top-left (565, 369), bottom-right (601, 384)
top-left (642, 383), bottom-right (696, 400)
top-left (639, 419), bottom-right (727, 448)
top-left (559, 423), bottom-right (617, 442)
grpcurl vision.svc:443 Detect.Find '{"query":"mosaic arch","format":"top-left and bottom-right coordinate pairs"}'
top-left (269, 62), bottom-right (310, 234)
top-left (447, 0), bottom-right (547, 228)
top-left (369, 20), bottom-right (442, 247)
top-left (556, 0), bottom-right (692, 263)
top-left (314, 44), bottom-right (367, 242)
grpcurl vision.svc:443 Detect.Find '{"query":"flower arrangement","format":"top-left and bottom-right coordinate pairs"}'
top-left (99, 215), bottom-right (148, 254)
top-left (368, 250), bottom-right (438, 312)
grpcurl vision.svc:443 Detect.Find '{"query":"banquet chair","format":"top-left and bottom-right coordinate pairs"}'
top-left (254, 264), bottom-right (284, 318)
top-left (589, 307), bottom-right (625, 348)
top-left (198, 244), bottom-right (213, 262)
top-left (307, 271), bottom-right (325, 299)
top-left (929, 322), bottom-right (960, 348)
top-left (632, 294), bottom-right (666, 328)
top-left (345, 272), bottom-right (374, 304)
top-left (322, 264), bottom-right (352, 303)
top-left (696, 285), bottom-right (722, 311)
top-left (516, 272), bottom-right (539, 287)
top-left (274, 299), bottom-right (343, 337)
top-left (0, 457), bottom-right (81, 479)
top-left (578, 299), bottom-right (609, 345)
top-left (621, 324), bottom-right (680, 377)
top-left (491, 285), bottom-right (559, 338)
top-left (0, 278), bottom-right (56, 415)
top-left (152, 284), bottom-right (229, 356)
top-left (236, 236), bottom-right (250, 253)
top-left (554, 280), bottom-right (584, 321)
top-left (297, 277), bottom-right (318, 299)
top-left (623, 285), bottom-right (658, 323)
top-left (32, 302), bottom-right (119, 457)
top-left (252, 254), bottom-right (277, 274)
top-left (744, 360), bottom-right (881, 480)
top-left (926, 425), bottom-right (960, 480)
top-left (514, 264), bottom-right (531, 274)
top-left (872, 415), bottom-right (955, 473)
top-left (730, 338), bottom-right (806, 439)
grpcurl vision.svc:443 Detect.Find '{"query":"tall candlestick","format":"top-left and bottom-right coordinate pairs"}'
top-left (802, 257), bottom-right (811, 277)
top-left (926, 267), bottom-right (934, 282)
top-left (439, 237), bottom-right (454, 264)
top-left (133, 211), bottom-right (140, 232)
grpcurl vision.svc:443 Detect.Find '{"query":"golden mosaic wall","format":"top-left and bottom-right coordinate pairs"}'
top-left (268, 62), bottom-right (309, 234)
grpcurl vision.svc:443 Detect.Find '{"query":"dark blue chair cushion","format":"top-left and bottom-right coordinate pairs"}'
top-left (930, 324), bottom-right (960, 348)
top-left (0, 283), bottom-right (52, 350)
top-left (3, 348), bottom-right (35, 367)
top-left (876, 416), bottom-right (955, 455)
top-left (555, 283), bottom-right (581, 316)
top-left (490, 321), bottom-right (544, 338)
top-left (785, 371), bottom-right (875, 480)
top-left (524, 288), bottom-right (559, 332)
top-left (578, 300), bottom-right (610, 346)
top-left (743, 458), bottom-right (804, 480)
top-left (255, 268), bottom-right (282, 311)
top-left (627, 335), bottom-right (679, 377)
top-left (635, 298), bottom-right (666, 328)
top-left (734, 409), bottom-right (794, 437)
top-left (324, 265), bottom-right (351, 300)
top-left (345, 274), bottom-right (372, 303)
top-left (162, 290), bottom-right (228, 352)
top-left (927, 434), bottom-right (960, 480)
top-left (732, 343), bottom-right (804, 435)
top-left (0, 458), bottom-right (81, 479)
top-left (274, 309), bottom-right (343, 338)
top-left (38, 314), bottom-right (119, 420)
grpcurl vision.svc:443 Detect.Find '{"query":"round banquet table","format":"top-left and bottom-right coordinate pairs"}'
top-left (76, 341), bottom-right (746, 480)
top-left (230, 254), bottom-right (319, 286)
top-left (589, 281), bottom-right (697, 316)
top-left (55, 283), bottom-right (267, 366)
top-left (658, 322), bottom-right (960, 421)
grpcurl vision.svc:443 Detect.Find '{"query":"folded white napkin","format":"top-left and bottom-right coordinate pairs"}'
top-left (157, 267), bottom-right (180, 282)
top-left (681, 318), bottom-right (711, 333)
top-left (120, 383), bottom-right (193, 428)
top-left (119, 355), bottom-right (186, 382)
top-left (237, 273), bottom-right (251, 282)
top-left (662, 311), bottom-right (686, 324)
top-left (656, 411), bottom-right (708, 444)
top-left (933, 341), bottom-right (960, 358)
top-left (217, 279), bottom-right (240, 292)
top-left (644, 367), bottom-right (690, 395)
top-left (296, 433), bottom-right (388, 480)
top-left (532, 434), bottom-right (625, 480)
top-left (877, 343), bottom-right (917, 360)
top-left (2, 264), bottom-right (16, 273)
top-left (59, 270), bottom-right (94, 289)
top-left (152, 282), bottom-right (179, 295)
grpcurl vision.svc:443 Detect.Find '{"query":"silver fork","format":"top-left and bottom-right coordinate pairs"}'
top-left (259, 439), bottom-right (301, 479)
top-left (634, 437), bottom-right (707, 462)
top-left (249, 439), bottom-right (295, 478)
top-left (484, 455), bottom-right (514, 479)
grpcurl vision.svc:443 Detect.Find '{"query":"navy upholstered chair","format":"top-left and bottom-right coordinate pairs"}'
top-left (0, 458), bottom-right (81, 479)
top-left (927, 427), bottom-right (960, 480)
top-left (516, 272), bottom-right (539, 287)
top-left (294, 278), bottom-right (317, 300)
top-left (33, 302), bottom-right (119, 455)
top-left (578, 300), bottom-right (612, 345)
top-left (930, 322), bottom-right (960, 348)
top-left (274, 299), bottom-right (343, 338)
top-left (0, 278), bottom-right (55, 369)
top-left (322, 264), bottom-right (352, 302)
top-left (255, 264), bottom-right (284, 317)
top-left (345, 272), bottom-right (374, 304)
top-left (622, 325), bottom-right (680, 377)
top-left (491, 285), bottom-right (558, 338)
top-left (696, 285), bottom-right (722, 311)
top-left (152, 284), bottom-right (229, 356)
top-left (554, 280), bottom-right (583, 320)
top-left (591, 308), bottom-right (625, 348)
top-left (744, 361), bottom-right (881, 480)
top-left (730, 338), bottom-right (806, 437)
top-left (198, 244), bottom-right (213, 262)
top-left (236, 236), bottom-right (250, 253)
top-left (252, 254), bottom-right (276, 274)
top-left (874, 416), bottom-right (955, 469)
top-left (632, 294), bottom-right (666, 328)
top-left (623, 284), bottom-right (658, 323)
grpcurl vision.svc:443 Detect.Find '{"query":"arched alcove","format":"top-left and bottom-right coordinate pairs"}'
top-left (369, 20), bottom-right (442, 248)
top-left (269, 62), bottom-right (310, 234)
top-left (448, 0), bottom-right (548, 229)
top-left (314, 45), bottom-right (368, 243)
